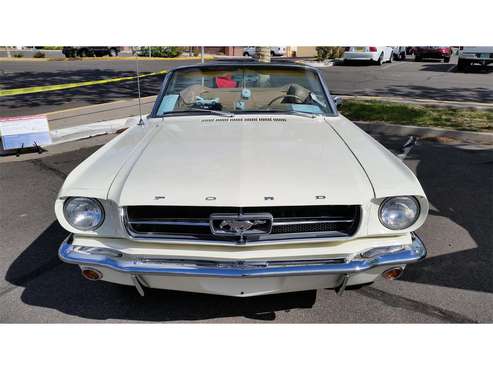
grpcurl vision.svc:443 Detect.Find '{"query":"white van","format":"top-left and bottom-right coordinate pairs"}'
top-left (458, 46), bottom-right (493, 70)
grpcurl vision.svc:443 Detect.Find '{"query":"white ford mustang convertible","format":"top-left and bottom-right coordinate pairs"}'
top-left (56, 62), bottom-right (428, 297)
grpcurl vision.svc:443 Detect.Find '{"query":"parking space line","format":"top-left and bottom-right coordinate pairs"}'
top-left (358, 287), bottom-right (478, 323)
top-left (447, 64), bottom-right (457, 72)
top-left (380, 62), bottom-right (402, 70)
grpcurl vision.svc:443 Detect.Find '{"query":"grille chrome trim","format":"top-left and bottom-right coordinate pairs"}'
top-left (272, 219), bottom-right (354, 226)
top-left (128, 219), bottom-right (210, 227)
top-left (122, 205), bottom-right (361, 245)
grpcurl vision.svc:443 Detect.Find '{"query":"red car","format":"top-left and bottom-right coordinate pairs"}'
top-left (414, 46), bottom-right (452, 62)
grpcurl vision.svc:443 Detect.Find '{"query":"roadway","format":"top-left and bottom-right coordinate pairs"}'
top-left (1, 55), bottom-right (491, 117)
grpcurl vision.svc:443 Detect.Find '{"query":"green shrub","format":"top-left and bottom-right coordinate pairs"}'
top-left (316, 47), bottom-right (345, 61)
top-left (33, 51), bottom-right (45, 58)
top-left (138, 46), bottom-right (183, 58)
top-left (13, 53), bottom-right (23, 58)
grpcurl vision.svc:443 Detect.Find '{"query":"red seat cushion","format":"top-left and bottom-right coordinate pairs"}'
top-left (215, 75), bottom-right (237, 88)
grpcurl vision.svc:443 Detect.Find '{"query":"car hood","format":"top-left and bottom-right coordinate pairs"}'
top-left (110, 116), bottom-right (374, 207)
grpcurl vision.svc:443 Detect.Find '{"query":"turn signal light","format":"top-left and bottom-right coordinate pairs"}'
top-left (81, 268), bottom-right (103, 281)
top-left (382, 267), bottom-right (404, 280)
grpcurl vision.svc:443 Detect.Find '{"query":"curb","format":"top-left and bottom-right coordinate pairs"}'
top-left (50, 116), bottom-right (137, 145)
top-left (0, 70), bottom-right (167, 97)
top-left (299, 60), bottom-right (334, 68)
top-left (0, 57), bottom-right (51, 62)
top-left (355, 121), bottom-right (493, 145)
top-left (82, 56), bottom-right (215, 61)
top-left (0, 56), bottom-right (214, 62)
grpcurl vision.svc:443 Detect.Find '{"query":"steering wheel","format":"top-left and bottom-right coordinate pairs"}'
top-left (265, 94), bottom-right (305, 107)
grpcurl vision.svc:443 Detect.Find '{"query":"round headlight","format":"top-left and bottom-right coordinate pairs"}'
top-left (379, 196), bottom-right (419, 230)
top-left (63, 197), bottom-right (104, 231)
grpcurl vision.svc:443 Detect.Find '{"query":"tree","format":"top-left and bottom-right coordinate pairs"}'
top-left (316, 47), bottom-right (345, 61)
top-left (255, 47), bottom-right (271, 63)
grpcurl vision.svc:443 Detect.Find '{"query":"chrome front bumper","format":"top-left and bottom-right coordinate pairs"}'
top-left (58, 234), bottom-right (426, 278)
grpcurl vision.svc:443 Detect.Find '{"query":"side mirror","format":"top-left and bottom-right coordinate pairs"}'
top-left (334, 96), bottom-right (343, 109)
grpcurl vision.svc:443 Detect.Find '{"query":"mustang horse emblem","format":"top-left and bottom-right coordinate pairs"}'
top-left (219, 219), bottom-right (267, 233)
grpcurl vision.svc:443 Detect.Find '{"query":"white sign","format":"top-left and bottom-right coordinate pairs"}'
top-left (0, 115), bottom-right (52, 150)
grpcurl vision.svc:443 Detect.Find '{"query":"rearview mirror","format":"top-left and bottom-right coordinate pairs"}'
top-left (334, 96), bottom-right (343, 109)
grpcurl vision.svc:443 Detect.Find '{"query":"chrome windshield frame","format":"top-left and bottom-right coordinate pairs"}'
top-left (149, 62), bottom-right (339, 118)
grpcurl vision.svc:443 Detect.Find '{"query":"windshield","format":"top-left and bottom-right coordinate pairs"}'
top-left (154, 65), bottom-right (333, 116)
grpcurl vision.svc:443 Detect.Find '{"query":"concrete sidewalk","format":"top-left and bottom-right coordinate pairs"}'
top-left (43, 96), bottom-right (156, 144)
top-left (45, 95), bottom-right (156, 131)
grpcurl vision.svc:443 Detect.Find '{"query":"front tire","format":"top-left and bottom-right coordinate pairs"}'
top-left (78, 49), bottom-right (88, 58)
top-left (243, 52), bottom-right (250, 57)
top-left (377, 53), bottom-right (384, 65)
top-left (444, 56), bottom-right (450, 63)
top-left (457, 58), bottom-right (468, 72)
top-left (109, 48), bottom-right (118, 57)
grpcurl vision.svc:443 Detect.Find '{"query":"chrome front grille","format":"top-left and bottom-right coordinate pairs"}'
top-left (123, 205), bottom-right (361, 244)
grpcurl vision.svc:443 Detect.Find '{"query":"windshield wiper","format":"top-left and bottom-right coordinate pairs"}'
top-left (246, 109), bottom-right (320, 118)
top-left (280, 110), bottom-right (320, 118)
top-left (186, 108), bottom-right (234, 117)
top-left (159, 108), bottom-right (234, 118)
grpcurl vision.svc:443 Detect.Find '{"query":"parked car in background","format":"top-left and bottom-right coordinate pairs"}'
top-left (457, 46), bottom-right (493, 71)
top-left (413, 46), bottom-right (452, 62)
top-left (62, 46), bottom-right (120, 58)
top-left (392, 47), bottom-right (407, 61)
top-left (243, 47), bottom-right (286, 57)
top-left (343, 46), bottom-right (394, 65)
top-left (56, 62), bottom-right (428, 298)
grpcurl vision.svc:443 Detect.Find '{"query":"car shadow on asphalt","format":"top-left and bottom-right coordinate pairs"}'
top-left (372, 85), bottom-right (492, 103)
top-left (372, 134), bottom-right (493, 294)
top-left (455, 65), bottom-right (493, 74)
top-left (418, 61), bottom-right (493, 74)
top-left (4, 135), bottom-right (493, 322)
top-left (5, 221), bottom-right (317, 322)
top-left (418, 63), bottom-right (456, 72)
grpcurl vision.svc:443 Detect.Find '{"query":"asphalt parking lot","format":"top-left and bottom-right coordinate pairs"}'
top-left (321, 55), bottom-right (492, 102)
top-left (0, 59), bottom-right (197, 117)
top-left (1, 132), bottom-right (491, 323)
top-left (1, 55), bottom-right (492, 117)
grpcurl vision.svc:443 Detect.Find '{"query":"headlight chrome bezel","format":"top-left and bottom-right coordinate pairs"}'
top-left (378, 196), bottom-right (420, 230)
top-left (63, 197), bottom-right (105, 231)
